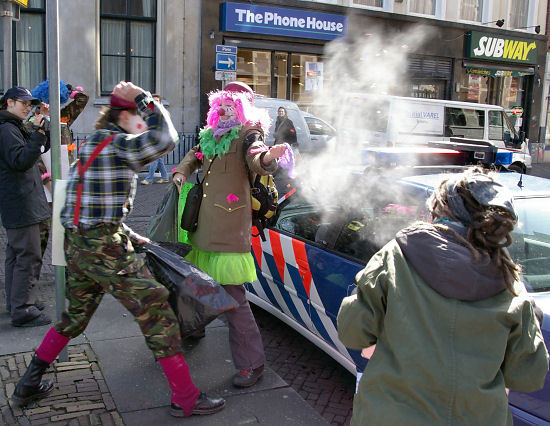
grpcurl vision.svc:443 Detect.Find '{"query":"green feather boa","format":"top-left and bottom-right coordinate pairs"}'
top-left (199, 126), bottom-right (242, 159)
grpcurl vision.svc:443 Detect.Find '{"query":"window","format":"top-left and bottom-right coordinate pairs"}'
top-left (100, 0), bottom-right (156, 94)
top-left (236, 49), bottom-right (271, 97)
top-left (445, 107), bottom-right (485, 139)
top-left (409, 0), bottom-right (436, 15)
top-left (488, 110), bottom-right (503, 141)
top-left (509, 0), bottom-right (528, 28)
top-left (353, 0), bottom-right (383, 7)
top-left (459, 0), bottom-right (483, 22)
top-left (0, 0), bottom-right (46, 92)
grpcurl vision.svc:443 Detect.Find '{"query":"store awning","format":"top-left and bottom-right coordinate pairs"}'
top-left (465, 65), bottom-right (535, 78)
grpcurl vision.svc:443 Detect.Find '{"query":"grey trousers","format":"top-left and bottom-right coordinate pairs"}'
top-left (5, 224), bottom-right (42, 322)
top-left (223, 284), bottom-right (265, 371)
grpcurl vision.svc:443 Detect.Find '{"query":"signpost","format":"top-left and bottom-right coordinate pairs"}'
top-left (215, 45), bottom-right (237, 73)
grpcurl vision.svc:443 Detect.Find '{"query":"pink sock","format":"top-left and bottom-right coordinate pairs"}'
top-left (158, 354), bottom-right (200, 417)
top-left (35, 327), bottom-right (70, 364)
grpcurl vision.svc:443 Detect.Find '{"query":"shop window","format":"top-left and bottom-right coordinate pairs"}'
top-left (509, 0), bottom-right (528, 29)
top-left (457, 73), bottom-right (489, 103)
top-left (236, 49), bottom-right (271, 97)
top-left (409, 0), bottom-right (436, 15)
top-left (501, 76), bottom-right (525, 110)
top-left (12, 0), bottom-right (45, 90)
top-left (274, 52), bottom-right (288, 99)
top-left (410, 82), bottom-right (444, 99)
top-left (445, 107), bottom-right (484, 139)
top-left (100, 0), bottom-right (156, 94)
top-left (290, 54), bottom-right (323, 107)
top-left (459, 0), bottom-right (483, 22)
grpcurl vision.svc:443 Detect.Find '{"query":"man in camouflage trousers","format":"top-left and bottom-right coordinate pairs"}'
top-left (11, 81), bottom-right (225, 418)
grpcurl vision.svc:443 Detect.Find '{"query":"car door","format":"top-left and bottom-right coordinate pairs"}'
top-left (248, 198), bottom-right (368, 372)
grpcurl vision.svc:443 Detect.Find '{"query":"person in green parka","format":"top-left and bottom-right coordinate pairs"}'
top-left (337, 167), bottom-right (549, 426)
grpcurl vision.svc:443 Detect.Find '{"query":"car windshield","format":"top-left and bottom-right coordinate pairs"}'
top-left (509, 197), bottom-right (550, 293)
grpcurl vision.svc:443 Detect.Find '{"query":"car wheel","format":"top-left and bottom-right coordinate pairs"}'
top-left (508, 163), bottom-right (526, 174)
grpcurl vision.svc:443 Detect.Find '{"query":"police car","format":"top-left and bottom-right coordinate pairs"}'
top-left (245, 169), bottom-right (550, 425)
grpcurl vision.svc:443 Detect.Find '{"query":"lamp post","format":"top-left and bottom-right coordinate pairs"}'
top-left (0, 1), bottom-right (18, 90)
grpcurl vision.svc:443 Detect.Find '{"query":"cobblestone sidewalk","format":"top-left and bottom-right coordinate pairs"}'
top-left (0, 345), bottom-right (124, 426)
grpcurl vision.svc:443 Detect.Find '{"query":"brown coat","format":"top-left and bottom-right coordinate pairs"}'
top-left (174, 125), bottom-right (277, 252)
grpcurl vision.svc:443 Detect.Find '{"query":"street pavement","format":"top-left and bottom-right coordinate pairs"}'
top-left (0, 173), bottom-right (330, 426)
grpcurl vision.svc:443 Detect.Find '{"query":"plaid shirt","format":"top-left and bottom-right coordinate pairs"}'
top-left (61, 92), bottom-right (178, 230)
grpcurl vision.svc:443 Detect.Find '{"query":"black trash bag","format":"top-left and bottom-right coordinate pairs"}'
top-left (147, 183), bottom-right (179, 242)
top-left (144, 242), bottom-right (239, 337)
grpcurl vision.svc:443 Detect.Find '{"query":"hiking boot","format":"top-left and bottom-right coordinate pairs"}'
top-left (12, 313), bottom-right (51, 328)
top-left (170, 392), bottom-right (225, 417)
top-left (11, 354), bottom-right (54, 406)
top-left (232, 365), bottom-right (264, 388)
top-left (156, 178), bottom-right (169, 183)
top-left (140, 179), bottom-right (152, 185)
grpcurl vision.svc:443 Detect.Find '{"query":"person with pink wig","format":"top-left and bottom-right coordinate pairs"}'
top-left (173, 82), bottom-right (287, 388)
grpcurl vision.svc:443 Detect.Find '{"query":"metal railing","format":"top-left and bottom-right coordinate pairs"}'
top-left (73, 132), bottom-right (198, 166)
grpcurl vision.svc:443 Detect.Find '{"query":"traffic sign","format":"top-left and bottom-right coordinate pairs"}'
top-left (215, 71), bottom-right (237, 81)
top-left (216, 53), bottom-right (237, 71)
top-left (216, 45), bottom-right (237, 55)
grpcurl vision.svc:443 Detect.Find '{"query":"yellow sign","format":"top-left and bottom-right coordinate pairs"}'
top-left (12, 0), bottom-right (28, 7)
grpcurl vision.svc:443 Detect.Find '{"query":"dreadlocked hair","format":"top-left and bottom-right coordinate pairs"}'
top-left (428, 170), bottom-right (520, 295)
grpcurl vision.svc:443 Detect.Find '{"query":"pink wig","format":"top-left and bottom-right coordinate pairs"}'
top-left (206, 90), bottom-right (271, 134)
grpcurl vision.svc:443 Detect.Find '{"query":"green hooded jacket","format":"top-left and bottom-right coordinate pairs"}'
top-left (337, 223), bottom-right (548, 426)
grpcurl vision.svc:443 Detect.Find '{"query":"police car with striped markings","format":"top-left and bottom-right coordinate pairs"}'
top-left (245, 169), bottom-right (550, 426)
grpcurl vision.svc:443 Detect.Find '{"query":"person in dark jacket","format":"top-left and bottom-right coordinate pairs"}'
top-left (0, 86), bottom-right (51, 327)
top-left (273, 106), bottom-right (297, 146)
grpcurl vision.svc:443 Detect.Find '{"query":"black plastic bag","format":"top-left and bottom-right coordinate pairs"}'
top-left (144, 242), bottom-right (238, 337)
top-left (147, 183), bottom-right (179, 242)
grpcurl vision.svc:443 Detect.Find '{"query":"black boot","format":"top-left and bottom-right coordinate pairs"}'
top-left (11, 354), bottom-right (54, 406)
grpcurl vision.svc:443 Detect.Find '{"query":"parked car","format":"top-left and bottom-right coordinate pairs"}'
top-left (246, 169), bottom-right (550, 425)
top-left (301, 111), bottom-right (337, 152)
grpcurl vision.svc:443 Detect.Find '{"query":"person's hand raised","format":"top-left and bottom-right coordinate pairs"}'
top-left (262, 144), bottom-right (287, 164)
top-left (112, 81), bottom-right (143, 102)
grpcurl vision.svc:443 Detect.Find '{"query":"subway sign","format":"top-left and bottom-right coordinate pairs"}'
top-left (465, 31), bottom-right (537, 65)
top-left (221, 2), bottom-right (347, 41)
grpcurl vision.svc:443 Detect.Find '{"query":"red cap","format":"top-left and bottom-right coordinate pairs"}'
top-left (224, 81), bottom-right (254, 97)
top-left (109, 93), bottom-right (137, 109)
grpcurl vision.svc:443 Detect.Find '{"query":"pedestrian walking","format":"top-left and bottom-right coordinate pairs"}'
top-left (0, 86), bottom-right (51, 327)
top-left (337, 167), bottom-right (549, 425)
top-left (11, 81), bottom-right (225, 418)
top-left (141, 93), bottom-right (169, 185)
top-left (173, 81), bottom-right (287, 387)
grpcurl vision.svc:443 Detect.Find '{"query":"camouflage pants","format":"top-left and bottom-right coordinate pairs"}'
top-left (54, 226), bottom-right (182, 359)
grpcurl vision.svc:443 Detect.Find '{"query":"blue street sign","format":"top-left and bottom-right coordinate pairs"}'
top-left (216, 53), bottom-right (237, 71)
top-left (216, 45), bottom-right (237, 55)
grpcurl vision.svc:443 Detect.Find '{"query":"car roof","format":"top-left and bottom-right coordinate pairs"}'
top-left (253, 97), bottom-right (301, 110)
top-left (400, 172), bottom-right (550, 198)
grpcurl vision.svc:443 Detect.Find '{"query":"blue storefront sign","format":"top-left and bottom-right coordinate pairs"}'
top-left (221, 2), bottom-right (347, 41)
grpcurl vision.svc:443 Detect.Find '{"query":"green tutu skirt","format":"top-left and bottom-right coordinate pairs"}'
top-left (178, 181), bottom-right (257, 285)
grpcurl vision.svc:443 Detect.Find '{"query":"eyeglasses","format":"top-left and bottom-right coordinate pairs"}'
top-left (14, 99), bottom-right (33, 108)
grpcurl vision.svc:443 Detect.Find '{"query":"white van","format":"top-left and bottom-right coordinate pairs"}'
top-left (337, 94), bottom-right (531, 173)
top-left (253, 97), bottom-right (315, 153)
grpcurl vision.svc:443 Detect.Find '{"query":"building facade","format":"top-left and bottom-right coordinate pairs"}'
top-left (0, 0), bottom-right (547, 144)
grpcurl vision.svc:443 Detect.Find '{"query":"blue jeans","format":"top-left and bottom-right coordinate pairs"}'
top-left (145, 158), bottom-right (168, 182)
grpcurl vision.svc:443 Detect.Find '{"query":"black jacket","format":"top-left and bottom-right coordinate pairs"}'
top-left (273, 117), bottom-right (297, 145)
top-left (0, 110), bottom-right (51, 228)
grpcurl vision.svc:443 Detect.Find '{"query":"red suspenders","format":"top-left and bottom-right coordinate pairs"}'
top-left (72, 134), bottom-right (116, 226)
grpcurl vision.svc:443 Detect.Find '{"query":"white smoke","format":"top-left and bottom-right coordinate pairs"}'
top-left (283, 24), bottom-right (436, 251)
